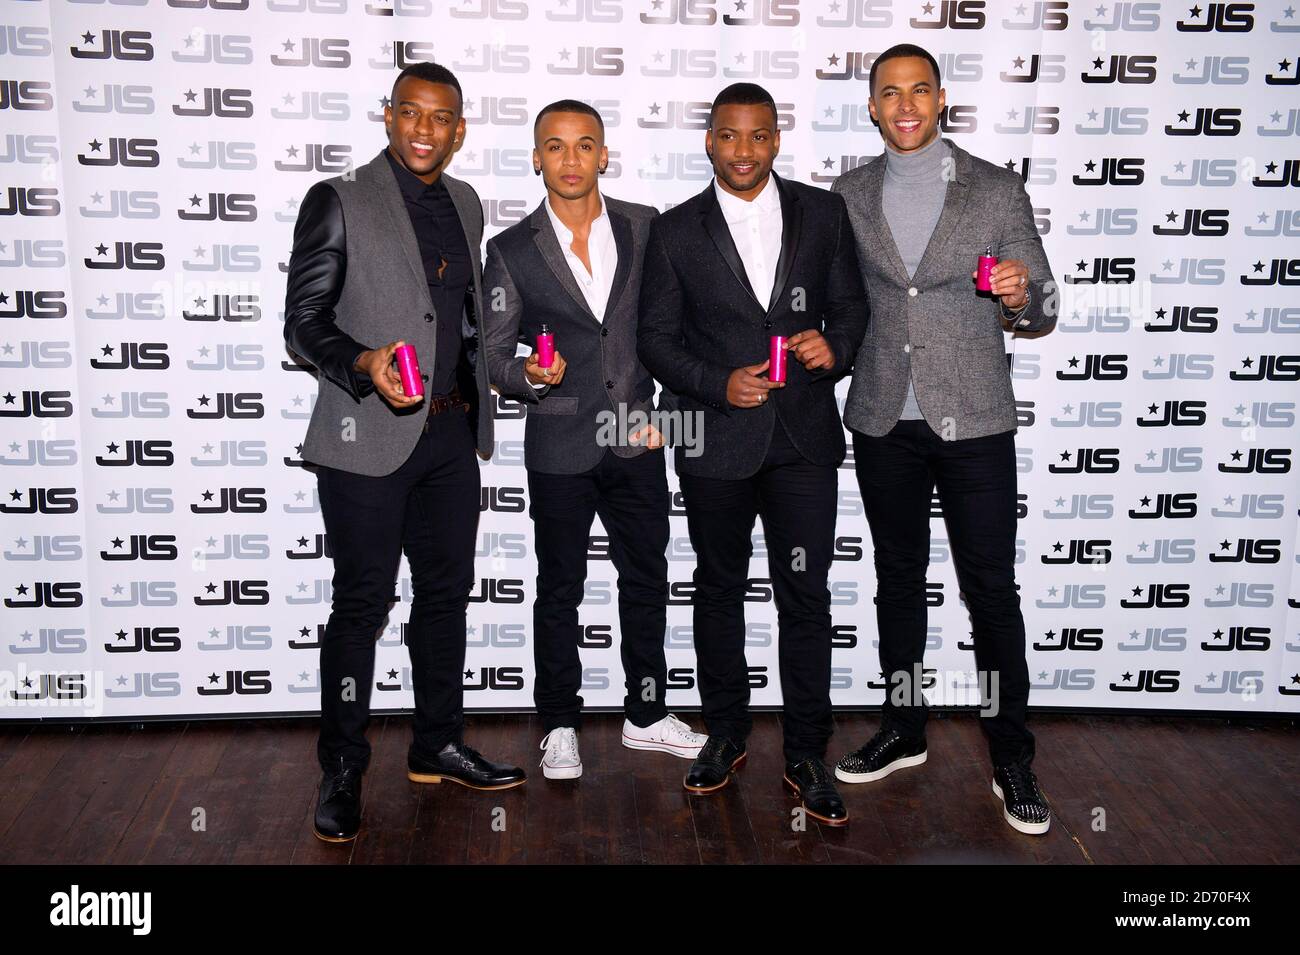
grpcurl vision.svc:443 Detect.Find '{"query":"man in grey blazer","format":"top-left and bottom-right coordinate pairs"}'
top-left (284, 63), bottom-right (525, 844)
top-left (829, 44), bottom-right (1058, 835)
top-left (483, 101), bottom-right (705, 781)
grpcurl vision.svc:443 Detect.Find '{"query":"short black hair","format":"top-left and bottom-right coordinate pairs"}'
top-left (869, 43), bottom-right (942, 96)
top-left (533, 99), bottom-right (605, 139)
top-left (708, 82), bottom-right (778, 131)
top-left (389, 62), bottom-right (463, 114)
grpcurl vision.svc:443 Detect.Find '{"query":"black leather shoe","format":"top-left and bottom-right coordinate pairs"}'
top-left (992, 756), bottom-right (1051, 835)
top-left (783, 758), bottom-right (849, 826)
top-left (314, 760), bottom-right (362, 843)
top-left (834, 727), bottom-right (927, 783)
top-left (407, 740), bottom-right (526, 790)
top-left (683, 736), bottom-right (747, 794)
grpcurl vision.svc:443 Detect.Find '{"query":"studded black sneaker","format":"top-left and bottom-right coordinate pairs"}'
top-left (992, 757), bottom-right (1051, 835)
top-left (834, 727), bottom-right (928, 783)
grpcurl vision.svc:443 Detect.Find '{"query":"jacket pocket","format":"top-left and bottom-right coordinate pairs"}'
top-left (956, 339), bottom-right (1013, 414)
top-left (528, 395), bottom-right (579, 416)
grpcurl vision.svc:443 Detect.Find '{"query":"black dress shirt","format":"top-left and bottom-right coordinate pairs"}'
top-left (384, 147), bottom-right (471, 397)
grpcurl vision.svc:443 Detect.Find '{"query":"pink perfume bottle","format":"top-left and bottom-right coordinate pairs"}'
top-left (536, 323), bottom-right (555, 368)
top-left (976, 246), bottom-right (998, 292)
top-left (394, 343), bottom-right (424, 398)
top-left (769, 335), bottom-right (787, 383)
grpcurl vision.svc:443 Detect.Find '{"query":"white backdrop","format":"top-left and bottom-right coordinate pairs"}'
top-left (2, 0), bottom-right (1298, 722)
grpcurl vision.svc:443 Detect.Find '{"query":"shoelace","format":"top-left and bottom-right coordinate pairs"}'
top-left (796, 759), bottom-right (833, 790)
top-left (999, 763), bottom-right (1049, 819)
top-left (325, 767), bottom-right (360, 800)
top-left (539, 729), bottom-right (578, 765)
top-left (697, 736), bottom-right (729, 765)
top-left (663, 713), bottom-right (697, 740)
top-left (865, 728), bottom-right (902, 760)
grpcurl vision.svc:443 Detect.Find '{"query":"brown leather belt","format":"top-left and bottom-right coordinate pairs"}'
top-left (423, 387), bottom-right (468, 428)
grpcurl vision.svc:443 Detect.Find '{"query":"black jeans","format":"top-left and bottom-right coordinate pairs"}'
top-left (851, 418), bottom-right (1034, 767)
top-left (677, 417), bottom-right (837, 764)
top-left (313, 405), bottom-right (480, 773)
top-left (527, 448), bottom-right (671, 731)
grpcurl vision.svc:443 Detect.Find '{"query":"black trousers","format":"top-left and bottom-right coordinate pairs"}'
top-left (851, 418), bottom-right (1034, 767)
top-left (527, 448), bottom-right (671, 731)
top-left (677, 417), bottom-right (837, 764)
top-left (313, 405), bottom-right (480, 773)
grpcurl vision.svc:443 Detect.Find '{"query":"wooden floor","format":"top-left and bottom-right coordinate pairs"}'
top-left (0, 712), bottom-right (1294, 864)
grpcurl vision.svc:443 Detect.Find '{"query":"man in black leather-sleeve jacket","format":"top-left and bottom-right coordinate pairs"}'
top-left (283, 62), bottom-right (525, 846)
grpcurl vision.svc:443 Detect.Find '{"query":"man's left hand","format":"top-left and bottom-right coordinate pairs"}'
top-left (973, 258), bottom-right (1030, 310)
top-left (786, 329), bottom-right (835, 371)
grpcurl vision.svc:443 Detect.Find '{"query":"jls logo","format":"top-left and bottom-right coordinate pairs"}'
top-left (71, 29), bottom-right (154, 61)
top-left (269, 37), bottom-right (351, 68)
top-left (1109, 670), bottom-right (1180, 693)
top-left (1041, 539), bottom-right (1112, 565)
top-left (1166, 106), bottom-right (1241, 136)
top-left (105, 627), bottom-right (182, 653)
top-left (198, 670), bottom-right (272, 695)
top-left (173, 87), bottom-right (253, 119)
top-left (910, 0), bottom-right (986, 29)
top-left (1082, 2), bottom-right (1161, 31)
top-left (1175, 2), bottom-right (1254, 31)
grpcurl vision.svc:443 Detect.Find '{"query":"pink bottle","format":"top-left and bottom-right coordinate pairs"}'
top-left (769, 335), bottom-right (787, 383)
top-left (536, 322), bottom-right (555, 368)
top-left (394, 343), bottom-right (424, 398)
top-left (976, 246), bottom-right (998, 292)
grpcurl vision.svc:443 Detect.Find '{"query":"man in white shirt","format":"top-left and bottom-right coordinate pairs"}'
top-left (638, 84), bottom-right (869, 825)
top-left (483, 101), bottom-right (706, 781)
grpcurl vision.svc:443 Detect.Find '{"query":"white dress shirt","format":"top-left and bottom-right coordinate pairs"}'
top-left (713, 173), bottom-right (783, 309)
top-left (544, 192), bottom-right (618, 323)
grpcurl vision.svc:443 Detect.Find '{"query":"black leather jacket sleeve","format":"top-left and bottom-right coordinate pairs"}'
top-left (283, 180), bottom-right (376, 403)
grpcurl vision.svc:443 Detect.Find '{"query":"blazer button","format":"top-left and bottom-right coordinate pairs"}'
top-left (903, 344), bottom-right (911, 353)
top-left (424, 312), bottom-right (434, 322)
top-left (764, 320), bottom-right (773, 329)
top-left (601, 328), bottom-right (608, 337)
top-left (907, 287), bottom-right (918, 297)
top-left (605, 380), bottom-right (614, 389)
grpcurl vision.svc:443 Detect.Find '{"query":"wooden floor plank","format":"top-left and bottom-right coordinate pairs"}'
top-left (0, 711), bottom-right (1293, 864)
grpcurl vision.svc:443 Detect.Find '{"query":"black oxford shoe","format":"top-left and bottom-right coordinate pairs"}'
top-left (683, 736), bottom-right (747, 794)
top-left (407, 740), bottom-right (526, 790)
top-left (314, 760), bottom-right (363, 843)
top-left (783, 758), bottom-right (849, 827)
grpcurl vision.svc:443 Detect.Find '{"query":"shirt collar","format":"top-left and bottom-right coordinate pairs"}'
top-left (385, 146), bottom-right (446, 202)
top-left (713, 172), bottom-right (778, 223)
top-left (544, 191), bottom-right (607, 243)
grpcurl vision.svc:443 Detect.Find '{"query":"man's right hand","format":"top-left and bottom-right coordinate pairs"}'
top-left (726, 359), bottom-right (784, 409)
top-left (524, 350), bottom-right (567, 387)
top-left (355, 340), bottom-right (424, 408)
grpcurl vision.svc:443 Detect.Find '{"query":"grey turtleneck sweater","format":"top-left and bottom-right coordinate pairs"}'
top-left (881, 133), bottom-right (951, 421)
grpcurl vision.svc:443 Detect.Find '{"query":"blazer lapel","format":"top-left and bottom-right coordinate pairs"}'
top-left (530, 199), bottom-right (602, 328)
top-left (702, 184), bottom-right (763, 310)
top-left (601, 208), bottom-right (634, 321)
top-left (911, 138), bottom-right (971, 284)
top-left (765, 172), bottom-right (801, 315)
top-left (372, 148), bottom-right (435, 312)
top-left (858, 153), bottom-right (911, 286)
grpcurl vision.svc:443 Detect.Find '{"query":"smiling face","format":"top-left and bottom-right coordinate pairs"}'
top-left (869, 55), bottom-right (945, 153)
top-left (706, 102), bottom-right (780, 199)
top-left (384, 76), bottom-right (464, 182)
top-left (533, 111), bottom-right (606, 202)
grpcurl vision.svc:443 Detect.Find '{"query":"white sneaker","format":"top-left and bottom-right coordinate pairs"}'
top-left (539, 727), bottom-right (582, 779)
top-left (621, 713), bottom-right (707, 759)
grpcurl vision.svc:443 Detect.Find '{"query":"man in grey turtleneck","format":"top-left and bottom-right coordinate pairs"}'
top-left (881, 130), bottom-right (951, 420)
top-left (829, 43), bottom-right (1058, 836)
